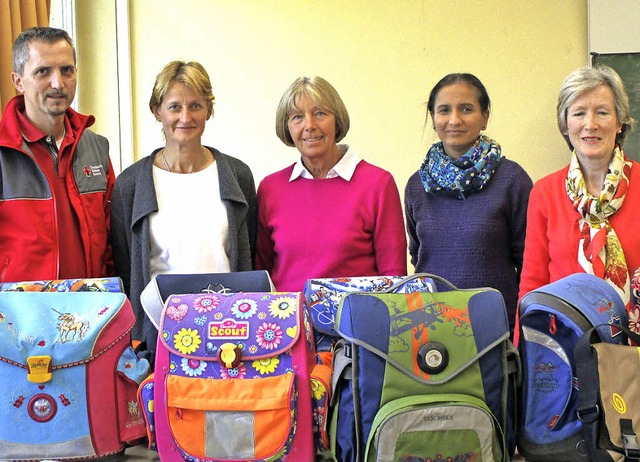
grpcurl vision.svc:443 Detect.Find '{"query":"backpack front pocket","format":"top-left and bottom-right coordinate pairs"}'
top-left (366, 394), bottom-right (502, 462)
top-left (310, 362), bottom-right (332, 451)
top-left (520, 325), bottom-right (580, 444)
top-left (165, 372), bottom-right (297, 460)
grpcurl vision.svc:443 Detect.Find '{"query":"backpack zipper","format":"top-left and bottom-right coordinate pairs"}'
top-left (548, 314), bottom-right (557, 334)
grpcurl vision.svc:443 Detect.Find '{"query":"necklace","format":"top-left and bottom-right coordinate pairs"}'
top-left (159, 147), bottom-right (210, 173)
top-left (161, 149), bottom-right (172, 172)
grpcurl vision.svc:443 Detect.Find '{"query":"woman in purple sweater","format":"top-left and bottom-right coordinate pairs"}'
top-left (404, 73), bottom-right (532, 328)
top-left (256, 76), bottom-right (407, 291)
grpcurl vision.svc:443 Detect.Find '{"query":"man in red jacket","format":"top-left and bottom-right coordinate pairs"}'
top-left (0, 27), bottom-right (115, 282)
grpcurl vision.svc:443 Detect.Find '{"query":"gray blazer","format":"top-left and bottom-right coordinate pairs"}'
top-left (110, 147), bottom-right (257, 351)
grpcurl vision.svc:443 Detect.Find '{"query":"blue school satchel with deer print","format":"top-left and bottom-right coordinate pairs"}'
top-left (0, 291), bottom-right (149, 461)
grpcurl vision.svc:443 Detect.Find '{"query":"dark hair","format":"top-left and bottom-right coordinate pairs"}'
top-left (12, 27), bottom-right (76, 75)
top-left (426, 73), bottom-right (491, 122)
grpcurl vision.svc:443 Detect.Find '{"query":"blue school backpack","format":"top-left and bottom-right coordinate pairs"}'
top-left (517, 273), bottom-right (628, 461)
top-left (304, 275), bottom-right (435, 353)
top-left (331, 274), bottom-right (519, 462)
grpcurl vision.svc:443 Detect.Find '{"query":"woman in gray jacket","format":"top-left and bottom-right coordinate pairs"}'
top-left (111, 61), bottom-right (257, 359)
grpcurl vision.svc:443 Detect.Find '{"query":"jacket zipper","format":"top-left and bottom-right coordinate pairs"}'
top-left (44, 135), bottom-right (61, 276)
top-left (45, 134), bottom-right (59, 176)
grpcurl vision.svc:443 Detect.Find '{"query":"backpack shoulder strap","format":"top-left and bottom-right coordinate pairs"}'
top-left (139, 277), bottom-right (163, 330)
top-left (574, 328), bottom-right (611, 462)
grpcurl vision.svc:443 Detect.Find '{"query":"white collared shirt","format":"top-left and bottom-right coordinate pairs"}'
top-left (289, 144), bottom-right (362, 181)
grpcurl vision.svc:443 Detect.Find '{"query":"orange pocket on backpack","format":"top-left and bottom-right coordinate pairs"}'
top-left (165, 372), bottom-right (297, 460)
top-left (310, 362), bottom-right (332, 450)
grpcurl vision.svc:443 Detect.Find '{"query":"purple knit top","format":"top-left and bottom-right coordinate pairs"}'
top-left (404, 158), bottom-right (532, 327)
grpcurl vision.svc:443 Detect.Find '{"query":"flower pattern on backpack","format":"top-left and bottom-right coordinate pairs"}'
top-left (154, 291), bottom-right (317, 461)
top-left (162, 293), bottom-right (302, 380)
top-left (231, 298), bottom-right (258, 319)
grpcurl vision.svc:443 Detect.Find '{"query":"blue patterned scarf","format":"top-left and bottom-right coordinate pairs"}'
top-left (419, 135), bottom-right (502, 200)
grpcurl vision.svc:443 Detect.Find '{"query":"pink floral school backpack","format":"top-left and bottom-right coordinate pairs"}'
top-left (144, 291), bottom-right (327, 461)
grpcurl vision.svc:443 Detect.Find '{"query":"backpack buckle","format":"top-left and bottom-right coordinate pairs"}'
top-left (218, 342), bottom-right (242, 369)
top-left (27, 356), bottom-right (53, 383)
top-left (621, 418), bottom-right (640, 459)
top-left (576, 404), bottom-right (599, 423)
top-left (344, 343), bottom-right (352, 359)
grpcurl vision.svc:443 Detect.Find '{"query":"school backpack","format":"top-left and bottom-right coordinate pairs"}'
top-left (304, 275), bottom-right (435, 352)
top-left (574, 322), bottom-right (640, 462)
top-left (517, 273), bottom-right (628, 461)
top-left (140, 270), bottom-right (275, 330)
top-left (147, 291), bottom-right (327, 461)
top-left (0, 276), bottom-right (124, 292)
top-left (331, 274), bottom-right (519, 462)
top-left (0, 290), bottom-right (150, 461)
top-left (136, 270), bottom-right (279, 452)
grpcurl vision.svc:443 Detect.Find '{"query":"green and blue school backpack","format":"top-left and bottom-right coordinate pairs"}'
top-left (517, 273), bottom-right (628, 461)
top-left (331, 274), bottom-right (519, 462)
top-left (304, 275), bottom-right (435, 353)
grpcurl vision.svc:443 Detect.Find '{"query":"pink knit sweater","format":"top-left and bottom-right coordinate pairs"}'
top-left (256, 161), bottom-right (407, 291)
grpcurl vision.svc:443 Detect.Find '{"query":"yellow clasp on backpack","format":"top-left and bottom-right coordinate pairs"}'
top-left (27, 355), bottom-right (53, 383)
top-left (218, 343), bottom-right (242, 369)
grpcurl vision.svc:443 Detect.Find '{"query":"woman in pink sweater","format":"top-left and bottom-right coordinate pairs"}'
top-left (520, 65), bottom-right (640, 328)
top-left (256, 76), bottom-right (407, 291)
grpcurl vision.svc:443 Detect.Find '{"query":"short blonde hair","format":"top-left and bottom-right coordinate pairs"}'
top-left (557, 65), bottom-right (635, 149)
top-left (275, 76), bottom-right (350, 146)
top-left (149, 61), bottom-right (215, 118)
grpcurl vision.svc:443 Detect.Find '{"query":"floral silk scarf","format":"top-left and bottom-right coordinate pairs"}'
top-left (419, 135), bottom-right (502, 200)
top-left (566, 147), bottom-right (632, 313)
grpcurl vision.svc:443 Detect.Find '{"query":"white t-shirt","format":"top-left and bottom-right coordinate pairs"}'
top-left (150, 161), bottom-right (230, 279)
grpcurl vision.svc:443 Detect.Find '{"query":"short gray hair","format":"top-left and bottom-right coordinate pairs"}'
top-left (275, 76), bottom-right (350, 147)
top-left (557, 65), bottom-right (635, 149)
top-left (12, 27), bottom-right (76, 75)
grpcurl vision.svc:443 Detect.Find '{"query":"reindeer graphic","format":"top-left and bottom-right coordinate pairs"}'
top-left (52, 309), bottom-right (89, 343)
top-left (127, 400), bottom-right (142, 420)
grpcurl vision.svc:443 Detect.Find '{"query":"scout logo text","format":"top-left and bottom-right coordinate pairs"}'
top-left (209, 319), bottom-right (249, 340)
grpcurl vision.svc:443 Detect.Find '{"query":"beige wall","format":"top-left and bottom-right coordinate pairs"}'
top-left (75, 0), bottom-right (121, 170)
top-left (76, 0), bottom-right (587, 188)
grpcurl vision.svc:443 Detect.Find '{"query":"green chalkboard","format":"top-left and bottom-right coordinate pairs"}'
top-left (592, 52), bottom-right (640, 162)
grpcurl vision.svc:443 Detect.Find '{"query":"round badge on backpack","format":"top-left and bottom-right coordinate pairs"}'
top-left (417, 342), bottom-right (449, 374)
